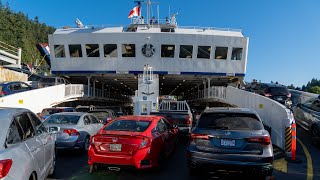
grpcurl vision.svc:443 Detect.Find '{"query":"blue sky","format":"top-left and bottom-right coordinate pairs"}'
top-left (6, 0), bottom-right (320, 87)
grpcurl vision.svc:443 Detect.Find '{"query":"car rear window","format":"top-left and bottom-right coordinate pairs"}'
top-left (198, 113), bottom-right (263, 130)
top-left (104, 120), bottom-right (151, 132)
top-left (89, 111), bottom-right (110, 120)
top-left (267, 87), bottom-right (288, 94)
top-left (41, 109), bottom-right (64, 116)
top-left (45, 115), bottom-right (80, 124)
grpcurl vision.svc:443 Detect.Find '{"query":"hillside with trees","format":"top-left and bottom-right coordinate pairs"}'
top-left (288, 78), bottom-right (320, 94)
top-left (0, 1), bottom-right (55, 64)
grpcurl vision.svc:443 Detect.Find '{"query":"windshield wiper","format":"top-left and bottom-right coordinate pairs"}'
top-left (207, 126), bottom-right (229, 130)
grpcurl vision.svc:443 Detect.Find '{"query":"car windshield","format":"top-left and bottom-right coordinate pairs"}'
top-left (198, 113), bottom-right (264, 130)
top-left (267, 87), bottom-right (288, 94)
top-left (41, 78), bottom-right (55, 83)
top-left (45, 115), bottom-right (80, 124)
top-left (104, 120), bottom-right (151, 132)
top-left (90, 111), bottom-right (109, 120)
top-left (42, 109), bottom-right (63, 116)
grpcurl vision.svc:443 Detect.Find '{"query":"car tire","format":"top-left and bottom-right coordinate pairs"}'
top-left (29, 172), bottom-right (37, 180)
top-left (48, 147), bottom-right (57, 177)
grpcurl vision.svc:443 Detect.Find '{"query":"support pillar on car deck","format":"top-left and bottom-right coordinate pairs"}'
top-left (86, 75), bottom-right (92, 96)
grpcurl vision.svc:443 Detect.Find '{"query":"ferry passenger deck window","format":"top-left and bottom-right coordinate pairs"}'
top-left (54, 45), bottom-right (65, 58)
top-left (231, 48), bottom-right (243, 60)
top-left (197, 46), bottom-right (211, 59)
top-left (122, 44), bottom-right (136, 57)
top-left (161, 45), bottom-right (175, 58)
top-left (215, 47), bottom-right (228, 60)
top-left (179, 45), bottom-right (193, 58)
top-left (104, 44), bottom-right (118, 57)
top-left (69, 44), bottom-right (82, 58)
top-left (86, 44), bottom-right (100, 57)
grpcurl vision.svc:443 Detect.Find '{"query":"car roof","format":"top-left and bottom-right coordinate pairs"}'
top-left (43, 107), bottom-right (74, 110)
top-left (203, 107), bottom-right (258, 114)
top-left (115, 115), bottom-right (161, 121)
top-left (260, 83), bottom-right (287, 88)
top-left (0, 107), bottom-right (31, 149)
top-left (0, 81), bottom-right (26, 85)
top-left (89, 109), bottom-right (114, 112)
top-left (48, 112), bottom-right (87, 116)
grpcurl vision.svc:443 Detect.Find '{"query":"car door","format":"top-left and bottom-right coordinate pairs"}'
top-left (89, 115), bottom-right (103, 133)
top-left (83, 115), bottom-right (95, 136)
top-left (15, 113), bottom-right (46, 178)
top-left (28, 112), bottom-right (54, 176)
top-left (157, 119), bottom-right (170, 156)
top-left (162, 118), bottom-right (176, 153)
top-left (299, 99), bottom-right (316, 129)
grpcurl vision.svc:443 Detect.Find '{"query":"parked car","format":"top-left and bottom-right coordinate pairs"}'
top-left (43, 112), bottom-right (103, 151)
top-left (246, 83), bottom-right (292, 108)
top-left (37, 76), bottom-right (70, 88)
top-left (39, 107), bottom-right (77, 121)
top-left (96, 106), bottom-right (126, 116)
top-left (150, 100), bottom-right (193, 136)
top-left (187, 107), bottom-right (273, 178)
top-left (292, 96), bottom-right (320, 139)
top-left (0, 81), bottom-right (33, 97)
top-left (76, 105), bottom-right (96, 112)
top-left (0, 107), bottom-right (56, 180)
top-left (88, 115), bottom-right (178, 173)
top-left (88, 109), bottom-right (117, 124)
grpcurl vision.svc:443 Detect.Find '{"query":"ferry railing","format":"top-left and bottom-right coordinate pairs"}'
top-left (0, 40), bottom-right (21, 65)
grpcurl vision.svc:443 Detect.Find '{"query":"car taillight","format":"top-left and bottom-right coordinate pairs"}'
top-left (248, 136), bottom-right (271, 145)
top-left (63, 129), bottom-right (80, 136)
top-left (187, 115), bottom-right (191, 125)
top-left (190, 133), bottom-right (210, 141)
top-left (0, 159), bottom-right (12, 178)
top-left (139, 138), bottom-right (151, 149)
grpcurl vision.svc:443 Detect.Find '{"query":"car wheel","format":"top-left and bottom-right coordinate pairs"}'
top-left (29, 172), bottom-right (37, 180)
top-left (48, 147), bottom-right (57, 177)
top-left (84, 136), bottom-right (90, 152)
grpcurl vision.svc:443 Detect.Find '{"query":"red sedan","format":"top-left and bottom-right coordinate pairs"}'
top-left (88, 115), bottom-right (178, 173)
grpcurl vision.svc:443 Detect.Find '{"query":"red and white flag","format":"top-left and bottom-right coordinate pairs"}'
top-left (128, 5), bottom-right (140, 18)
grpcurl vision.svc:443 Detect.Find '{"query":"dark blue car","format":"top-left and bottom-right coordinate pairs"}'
top-left (0, 81), bottom-right (33, 96)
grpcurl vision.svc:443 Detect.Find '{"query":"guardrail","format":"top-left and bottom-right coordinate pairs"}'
top-left (194, 86), bottom-right (294, 156)
top-left (0, 40), bottom-right (21, 65)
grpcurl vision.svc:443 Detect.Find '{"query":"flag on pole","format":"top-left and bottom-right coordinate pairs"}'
top-left (128, 5), bottom-right (141, 18)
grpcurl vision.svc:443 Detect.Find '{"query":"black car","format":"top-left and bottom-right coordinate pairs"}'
top-left (187, 108), bottom-right (273, 178)
top-left (88, 109), bottom-right (117, 124)
top-left (246, 83), bottom-right (292, 108)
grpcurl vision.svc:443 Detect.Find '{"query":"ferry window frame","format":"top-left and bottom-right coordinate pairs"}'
top-left (179, 45), bottom-right (193, 59)
top-left (86, 44), bottom-right (100, 57)
top-left (69, 44), bottom-right (83, 58)
top-left (231, 47), bottom-right (243, 60)
top-left (104, 44), bottom-right (118, 58)
top-left (54, 45), bottom-right (66, 58)
top-left (197, 46), bottom-right (211, 59)
top-left (122, 44), bottom-right (136, 57)
top-left (161, 44), bottom-right (175, 58)
top-left (214, 46), bottom-right (228, 60)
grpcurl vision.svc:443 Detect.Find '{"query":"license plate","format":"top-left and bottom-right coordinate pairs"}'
top-left (109, 144), bottom-right (122, 152)
top-left (220, 139), bottom-right (236, 147)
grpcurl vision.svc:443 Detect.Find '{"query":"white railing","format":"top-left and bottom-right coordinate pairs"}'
top-left (0, 41), bottom-right (21, 65)
top-left (65, 84), bottom-right (85, 98)
top-left (195, 86), bottom-right (294, 155)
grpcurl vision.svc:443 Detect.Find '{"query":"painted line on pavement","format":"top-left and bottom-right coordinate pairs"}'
top-left (297, 138), bottom-right (313, 180)
top-left (273, 158), bottom-right (287, 173)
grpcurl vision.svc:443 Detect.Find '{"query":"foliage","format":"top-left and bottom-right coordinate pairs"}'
top-left (309, 86), bottom-right (320, 94)
top-left (0, 1), bottom-right (55, 64)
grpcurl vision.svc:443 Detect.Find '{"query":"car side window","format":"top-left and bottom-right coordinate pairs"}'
top-left (162, 119), bottom-right (172, 129)
top-left (15, 113), bottom-right (36, 140)
top-left (83, 115), bottom-right (91, 125)
top-left (157, 119), bottom-right (167, 133)
top-left (28, 112), bottom-right (47, 134)
top-left (20, 83), bottom-right (31, 90)
top-left (90, 115), bottom-right (99, 124)
top-left (6, 120), bottom-right (24, 144)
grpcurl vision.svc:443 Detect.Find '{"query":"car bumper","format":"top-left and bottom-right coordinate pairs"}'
top-left (88, 145), bottom-right (156, 169)
top-left (56, 139), bottom-right (84, 150)
top-left (187, 151), bottom-right (273, 176)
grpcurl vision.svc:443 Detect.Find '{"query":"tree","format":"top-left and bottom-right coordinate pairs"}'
top-left (309, 86), bottom-right (320, 94)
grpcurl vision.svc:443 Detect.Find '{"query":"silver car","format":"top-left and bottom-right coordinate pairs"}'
top-left (0, 107), bottom-right (56, 180)
top-left (187, 108), bottom-right (273, 178)
top-left (43, 112), bottom-right (103, 151)
top-left (293, 96), bottom-right (320, 138)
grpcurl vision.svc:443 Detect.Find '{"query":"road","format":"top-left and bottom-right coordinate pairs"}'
top-left (48, 127), bottom-right (320, 180)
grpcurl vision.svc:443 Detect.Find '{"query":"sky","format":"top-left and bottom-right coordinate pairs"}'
top-left (5, 0), bottom-right (320, 87)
